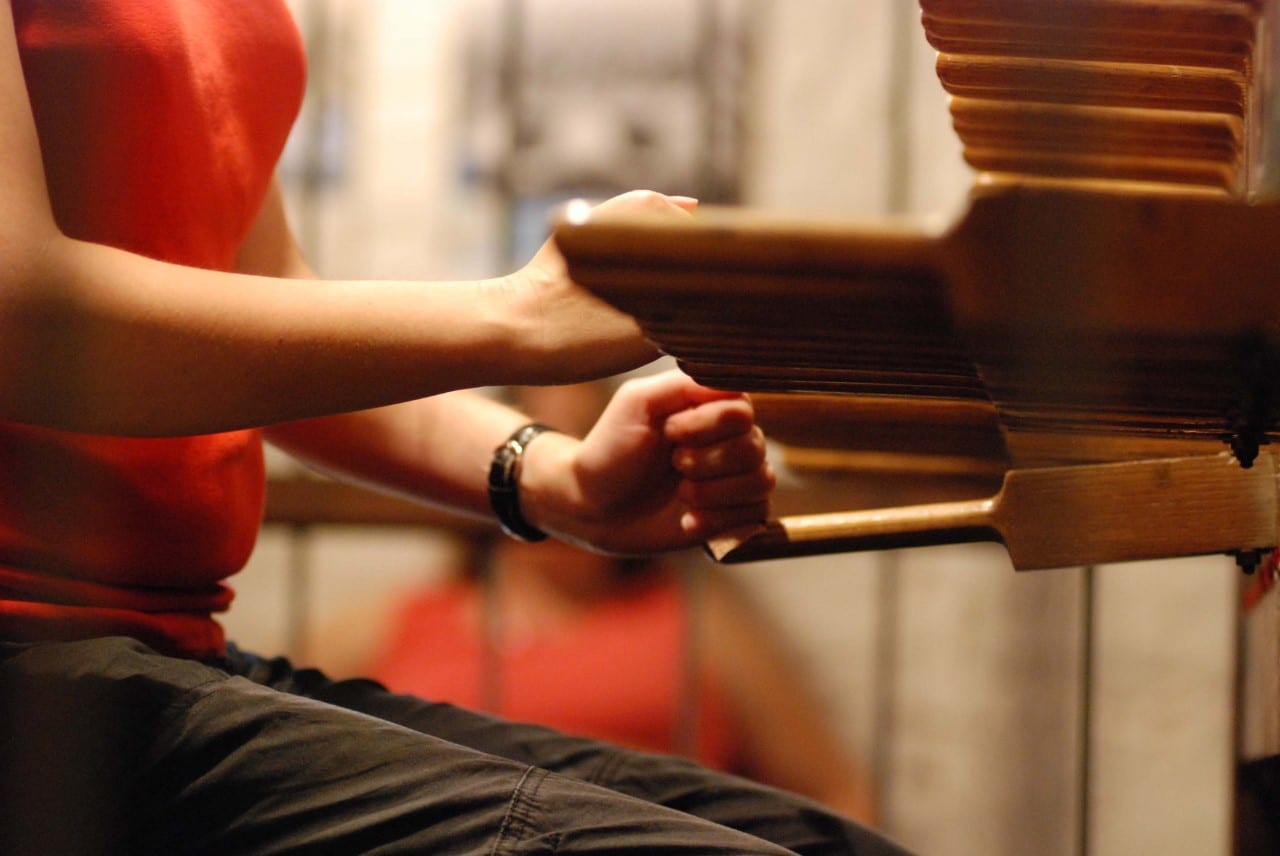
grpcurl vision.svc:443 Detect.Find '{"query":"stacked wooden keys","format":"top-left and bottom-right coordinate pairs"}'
top-left (554, 0), bottom-right (1280, 571)
top-left (925, 0), bottom-right (1263, 193)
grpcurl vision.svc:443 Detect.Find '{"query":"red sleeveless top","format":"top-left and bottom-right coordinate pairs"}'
top-left (0, 0), bottom-right (306, 658)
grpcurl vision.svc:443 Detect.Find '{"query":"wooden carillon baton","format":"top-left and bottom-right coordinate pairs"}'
top-left (708, 451), bottom-right (1279, 571)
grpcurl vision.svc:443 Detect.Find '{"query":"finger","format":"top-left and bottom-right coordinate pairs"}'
top-left (616, 370), bottom-right (747, 425)
top-left (678, 465), bottom-right (776, 510)
top-left (664, 397), bottom-right (756, 447)
top-left (672, 427), bottom-right (768, 480)
top-left (590, 189), bottom-right (698, 219)
top-left (664, 195), bottom-right (699, 211)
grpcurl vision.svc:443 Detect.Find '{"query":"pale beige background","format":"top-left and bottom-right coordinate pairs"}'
top-left (223, 3), bottom-right (1242, 853)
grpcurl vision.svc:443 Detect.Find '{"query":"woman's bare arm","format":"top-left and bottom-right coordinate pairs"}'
top-left (245, 182), bottom-right (539, 519)
top-left (0, 1), bottom-right (670, 437)
top-left (0, 1), bottom-right (772, 553)
top-left (246, 201), bottom-right (775, 552)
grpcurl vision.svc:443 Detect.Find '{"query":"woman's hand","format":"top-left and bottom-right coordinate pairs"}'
top-left (504, 190), bottom-right (697, 383)
top-left (519, 369), bottom-right (775, 555)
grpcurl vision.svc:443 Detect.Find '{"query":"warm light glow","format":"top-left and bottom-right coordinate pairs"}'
top-left (564, 197), bottom-right (593, 225)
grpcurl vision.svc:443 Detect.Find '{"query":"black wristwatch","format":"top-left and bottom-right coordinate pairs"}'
top-left (487, 423), bottom-right (554, 542)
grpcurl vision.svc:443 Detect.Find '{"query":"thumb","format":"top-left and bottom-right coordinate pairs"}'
top-left (613, 370), bottom-right (745, 427)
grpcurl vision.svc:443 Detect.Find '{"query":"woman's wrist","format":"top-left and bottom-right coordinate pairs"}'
top-left (488, 423), bottom-right (555, 541)
top-left (499, 255), bottom-right (660, 385)
top-left (511, 428), bottom-right (590, 547)
top-left (477, 273), bottom-right (546, 378)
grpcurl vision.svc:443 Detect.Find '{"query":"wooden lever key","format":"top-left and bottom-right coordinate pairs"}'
top-left (709, 451), bottom-right (1279, 570)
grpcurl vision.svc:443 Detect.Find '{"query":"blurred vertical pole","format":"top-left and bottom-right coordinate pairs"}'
top-left (873, 0), bottom-right (916, 832)
top-left (694, 1), bottom-right (720, 203)
top-left (496, 0), bottom-right (525, 267)
top-left (1077, 566), bottom-right (1096, 856)
top-left (884, 0), bottom-right (914, 218)
top-left (280, 0), bottom-right (341, 658)
top-left (479, 562), bottom-right (504, 714)
top-left (675, 561), bottom-right (705, 759)
top-left (474, 0), bottom-right (527, 710)
top-left (872, 549), bottom-right (901, 832)
top-left (1248, 1), bottom-right (1280, 197)
top-left (695, 0), bottom-right (750, 204)
top-left (294, 0), bottom-right (335, 268)
top-left (676, 0), bottom-right (742, 758)
top-left (286, 524), bottom-right (313, 662)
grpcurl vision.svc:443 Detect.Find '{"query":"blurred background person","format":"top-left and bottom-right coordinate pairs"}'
top-left (317, 381), bottom-right (878, 825)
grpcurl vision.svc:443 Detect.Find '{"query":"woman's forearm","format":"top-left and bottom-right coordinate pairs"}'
top-left (265, 390), bottom-right (535, 520)
top-left (2, 234), bottom-right (534, 436)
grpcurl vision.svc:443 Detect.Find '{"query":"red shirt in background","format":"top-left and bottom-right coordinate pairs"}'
top-left (367, 572), bottom-right (746, 772)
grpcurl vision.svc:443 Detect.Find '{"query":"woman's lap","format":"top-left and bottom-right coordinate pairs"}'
top-left (0, 637), bottom-right (909, 855)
